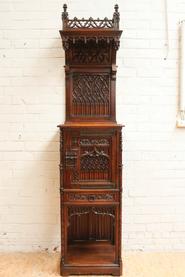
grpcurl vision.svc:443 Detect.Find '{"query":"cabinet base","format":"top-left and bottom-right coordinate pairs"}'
top-left (60, 263), bottom-right (122, 276)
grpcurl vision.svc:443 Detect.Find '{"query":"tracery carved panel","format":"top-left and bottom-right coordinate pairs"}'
top-left (72, 74), bottom-right (110, 117)
top-left (66, 17), bottom-right (114, 29)
top-left (70, 41), bottom-right (111, 64)
top-left (80, 147), bottom-right (109, 171)
top-left (68, 206), bottom-right (115, 241)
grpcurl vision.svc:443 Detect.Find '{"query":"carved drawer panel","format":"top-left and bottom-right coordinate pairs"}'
top-left (64, 191), bottom-right (119, 203)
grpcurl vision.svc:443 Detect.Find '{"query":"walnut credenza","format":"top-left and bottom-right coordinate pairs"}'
top-left (58, 4), bottom-right (123, 276)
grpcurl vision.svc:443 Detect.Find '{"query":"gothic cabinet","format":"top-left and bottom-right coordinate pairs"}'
top-left (58, 4), bottom-right (123, 276)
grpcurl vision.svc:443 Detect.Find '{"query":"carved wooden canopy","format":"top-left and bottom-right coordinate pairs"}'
top-left (59, 4), bottom-right (122, 122)
top-left (60, 4), bottom-right (122, 52)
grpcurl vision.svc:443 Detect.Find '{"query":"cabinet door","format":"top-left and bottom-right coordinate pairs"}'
top-left (63, 128), bottom-right (119, 189)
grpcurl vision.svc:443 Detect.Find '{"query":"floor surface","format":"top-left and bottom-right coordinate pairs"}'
top-left (0, 252), bottom-right (185, 277)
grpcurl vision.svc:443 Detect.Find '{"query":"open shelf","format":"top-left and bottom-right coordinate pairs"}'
top-left (67, 240), bottom-right (115, 265)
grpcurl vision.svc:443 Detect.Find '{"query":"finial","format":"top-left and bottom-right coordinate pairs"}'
top-left (113, 4), bottom-right (120, 29)
top-left (62, 3), bottom-right (68, 29)
top-left (63, 3), bottom-right (67, 13)
top-left (114, 4), bottom-right (119, 12)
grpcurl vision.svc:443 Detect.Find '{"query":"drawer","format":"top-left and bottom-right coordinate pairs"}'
top-left (63, 190), bottom-right (119, 203)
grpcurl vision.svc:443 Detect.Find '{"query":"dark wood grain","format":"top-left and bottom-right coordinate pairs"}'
top-left (58, 4), bottom-right (123, 276)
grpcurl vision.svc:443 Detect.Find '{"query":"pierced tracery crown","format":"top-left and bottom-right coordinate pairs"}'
top-left (62, 4), bottom-right (120, 30)
top-left (60, 4), bottom-right (122, 51)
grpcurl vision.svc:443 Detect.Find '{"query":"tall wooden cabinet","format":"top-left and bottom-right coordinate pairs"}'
top-left (58, 4), bottom-right (123, 276)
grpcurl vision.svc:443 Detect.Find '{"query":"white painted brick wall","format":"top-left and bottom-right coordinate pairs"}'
top-left (0, 0), bottom-right (185, 252)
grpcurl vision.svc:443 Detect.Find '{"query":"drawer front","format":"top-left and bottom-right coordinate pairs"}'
top-left (64, 191), bottom-right (119, 203)
top-left (60, 127), bottom-right (121, 189)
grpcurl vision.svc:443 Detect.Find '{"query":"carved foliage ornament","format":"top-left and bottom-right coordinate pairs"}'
top-left (68, 206), bottom-right (115, 219)
top-left (80, 138), bottom-right (109, 146)
top-left (61, 36), bottom-right (120, 51)
top-left (68, 193), bottom-right (114, 201)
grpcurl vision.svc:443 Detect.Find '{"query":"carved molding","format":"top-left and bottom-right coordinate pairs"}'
top-left (68, 193), bottom-right (114, 201)
top-left (61, 36), bottom-right (120, 51)
top-left (80, 138), bottom-right (109, 146)
top-left (60, 130), bottom-right (63, 151)
top-left (68, 206), bottom-right (115, 218)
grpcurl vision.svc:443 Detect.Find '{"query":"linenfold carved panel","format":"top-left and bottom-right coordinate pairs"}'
top-left (68, 206), bottom-right (115, 241)
top-left (72, 74), bottom-right (110, 117)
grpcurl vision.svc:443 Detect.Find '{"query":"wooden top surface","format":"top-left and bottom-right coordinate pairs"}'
top-left (57, 121), bottom-right (124, 128)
